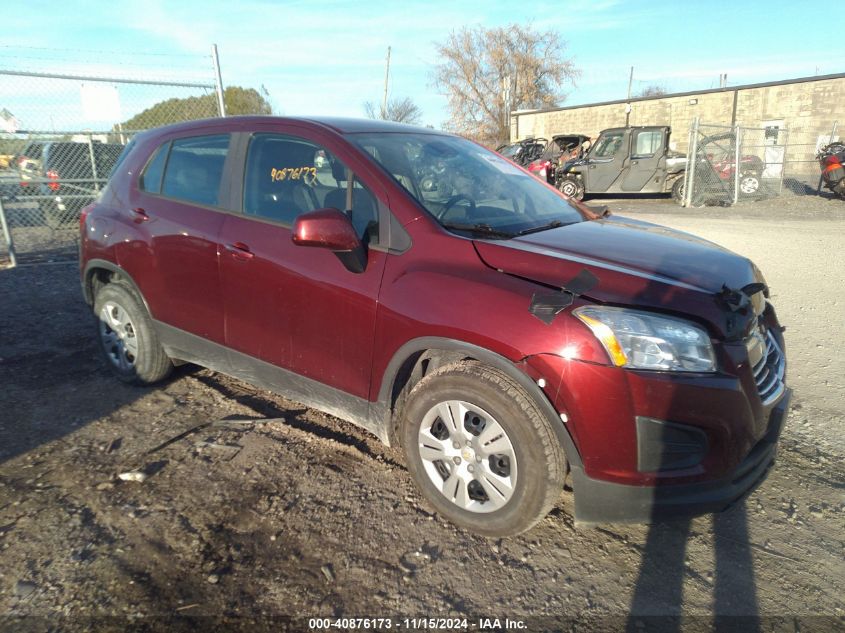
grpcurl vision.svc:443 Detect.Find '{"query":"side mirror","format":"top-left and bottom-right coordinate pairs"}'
top-left (291, 207), bottom-right (367, 273)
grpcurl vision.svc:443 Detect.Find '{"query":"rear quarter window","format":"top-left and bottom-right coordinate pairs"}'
top-left (139, 141), bottom-right (169, 194)
top-left (160, 134), bottom-right (230, 206)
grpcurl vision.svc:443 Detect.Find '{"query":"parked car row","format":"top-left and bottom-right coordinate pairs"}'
top-left (1, 139), bottom-right (125, 227)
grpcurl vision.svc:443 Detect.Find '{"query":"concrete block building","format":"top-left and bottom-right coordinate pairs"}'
top-left (510, 72), bottom-right (845, 157)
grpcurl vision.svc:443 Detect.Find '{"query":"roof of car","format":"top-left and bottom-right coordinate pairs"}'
top-left (137, 115), bottom-right (443, 138)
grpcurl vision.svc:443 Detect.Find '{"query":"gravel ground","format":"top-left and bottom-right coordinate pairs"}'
top-left (0, 194), bottom-right (843, 631)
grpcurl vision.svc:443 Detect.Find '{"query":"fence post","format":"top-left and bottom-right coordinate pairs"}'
top-left (211, 44), bottom-right (226, 118)
top-left (86, 133), bottom-right (100, 192)
top-left (0, 197), bottom-right (17, 268)
top-left (818, 120), bottom-right (838, 193)
top-left (685, 116), bottom-right (699, 207)
top-left (733, 123), bottom-right (741, 205)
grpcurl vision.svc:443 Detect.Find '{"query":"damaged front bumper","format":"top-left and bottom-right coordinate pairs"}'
top-left (571, 388), bottom-right (790, 524)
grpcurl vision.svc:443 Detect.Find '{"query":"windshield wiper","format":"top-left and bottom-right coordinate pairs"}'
top-left (516, 220), bottom-right (575, 236)
top-left (441, 222), bottom-right (515, 239)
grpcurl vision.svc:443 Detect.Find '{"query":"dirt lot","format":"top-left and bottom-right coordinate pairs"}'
top-left (1, 194), bottom-right (844, 631)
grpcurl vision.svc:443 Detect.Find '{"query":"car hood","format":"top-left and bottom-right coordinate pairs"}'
top-left (473, 216), bottom-right (765, 339)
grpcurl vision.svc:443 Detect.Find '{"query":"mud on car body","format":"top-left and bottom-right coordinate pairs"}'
top-left (80, 116), bottom-right (789, 536)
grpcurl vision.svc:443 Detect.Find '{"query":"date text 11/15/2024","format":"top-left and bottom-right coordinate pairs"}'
top-left (307, 617), bottom-right (527, 630)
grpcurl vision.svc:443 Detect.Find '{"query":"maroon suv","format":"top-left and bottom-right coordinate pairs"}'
top-left (80, 116), bottom-right (789, 536)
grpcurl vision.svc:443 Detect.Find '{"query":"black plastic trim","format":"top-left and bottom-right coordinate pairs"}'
top-left (81, 259), bottom-right (150, 314)
top-left (153, 321), bottom-right (382, 441)
top-left (573, 389), bottom-right (790, 524)
top-left (387, 211), bottom-right (412, 254)
top-left (635, 417), bottom-right (709, 472)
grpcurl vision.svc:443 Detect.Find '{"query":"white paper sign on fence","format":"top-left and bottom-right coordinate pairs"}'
top-left (80, 83), bottom-right (121, 122)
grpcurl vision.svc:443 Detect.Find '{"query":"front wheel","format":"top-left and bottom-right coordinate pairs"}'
top-left (558, 175), bottom-right (585, 201)
top-left (671, 177), bottom-right (686, 204)
top-left (400, 360), bottom-right (566, 537)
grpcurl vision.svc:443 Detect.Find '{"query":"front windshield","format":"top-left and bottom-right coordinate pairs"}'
top-left (498, 143), bottom-right (521, 158)
top-left (351, 133), bottom-right (584, 238)
top-left (590, 132), bottom-right (625, 159)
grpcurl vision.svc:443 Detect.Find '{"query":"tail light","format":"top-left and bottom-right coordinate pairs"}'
top-left (79, 203), bottom-right (94, 231)
top-left (47, 170), bottom-right (60, 191)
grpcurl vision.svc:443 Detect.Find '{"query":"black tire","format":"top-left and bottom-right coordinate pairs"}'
top-left (558, 175), bottom-right (585, 201)
top-left (94, 283), bottom-right (173, 385)
top-left (400, 360), bottom-right (566, 537)
top-left (671, 176), bottom-right (686, 204)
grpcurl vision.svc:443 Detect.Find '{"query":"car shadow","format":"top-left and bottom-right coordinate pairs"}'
top-left (622, 251), bottom-right (764, 632)
top-left (0, 263), bottom-right (161, 465)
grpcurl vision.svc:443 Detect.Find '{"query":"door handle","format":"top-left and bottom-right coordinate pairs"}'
top-left (225, 242), bottom-right (254, 260)
top-left (631, 160), bottom-right (639, 165)
top-left (130, 207), bottom-right (149, 222)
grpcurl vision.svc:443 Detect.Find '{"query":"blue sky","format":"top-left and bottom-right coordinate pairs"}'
top-left (1, 0), bottom-right (841, 130)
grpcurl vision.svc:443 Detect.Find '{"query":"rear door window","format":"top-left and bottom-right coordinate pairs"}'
top-left (161, 134), bottom-right (230, 207)
top-left (632, 130), bottom-right (663, 157)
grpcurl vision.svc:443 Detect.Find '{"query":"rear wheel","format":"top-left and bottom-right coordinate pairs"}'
top-left (558, 175), bottom-right (585, 201)
top-left (738, 172), bottom-right (761, 195)
top-left (671, 177), bottom-right (686, 204)
top-left (94, 283), bottom-right (173, 385)
top-left (400, 360), bottom-right (566, 537)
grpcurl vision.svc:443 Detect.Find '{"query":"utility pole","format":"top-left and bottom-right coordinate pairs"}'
top-left (625, 66), bottom-right (634, 127)
top-left (382, 46), bottom-right (391, 119)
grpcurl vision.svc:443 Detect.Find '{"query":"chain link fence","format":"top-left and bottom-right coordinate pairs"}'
top-left (683, 119), bottom-right (839, 207)
top-left (0, 47), bottom-right (224, 266)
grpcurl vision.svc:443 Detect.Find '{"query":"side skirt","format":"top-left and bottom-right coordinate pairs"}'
top-left (153, 321), bottom-right (390, 443)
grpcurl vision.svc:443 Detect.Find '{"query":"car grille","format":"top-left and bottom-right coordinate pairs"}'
top-left (751, 328), bottom-right (785, 405)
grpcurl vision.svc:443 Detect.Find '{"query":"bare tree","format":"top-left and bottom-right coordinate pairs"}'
top-left (433, 24), bottom-right (578, 145)
top-left (638, 84), bottom-right (668, 98)
top-left (364, 97), bottom-right (423, 125)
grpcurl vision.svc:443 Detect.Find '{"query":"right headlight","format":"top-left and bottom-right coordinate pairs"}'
top-left (573, 306), bottom-right (716, 373)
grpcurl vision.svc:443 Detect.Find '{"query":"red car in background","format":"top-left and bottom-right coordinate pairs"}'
top-left (526, 134), bottom-right (591, 184)
top-left (80, 116), bottom-right (789, 535)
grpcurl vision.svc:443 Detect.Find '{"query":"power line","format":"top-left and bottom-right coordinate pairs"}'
top-left (0, 44), bottom-right (208, 59)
